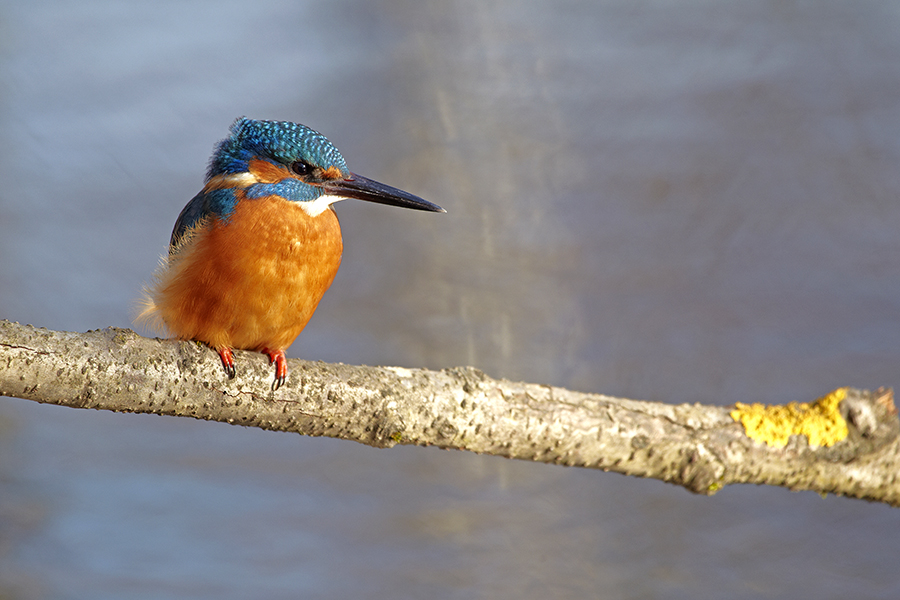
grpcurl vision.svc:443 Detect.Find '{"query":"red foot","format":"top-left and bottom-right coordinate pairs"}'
top-left (262, 348), bottom-right (288, 390)
top-left (218, 346), bottom-right (236, 379)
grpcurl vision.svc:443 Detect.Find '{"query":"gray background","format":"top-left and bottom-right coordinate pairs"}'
top-left (1, 1), bottom-right (898, 598)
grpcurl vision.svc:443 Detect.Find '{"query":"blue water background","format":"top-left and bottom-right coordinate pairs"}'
top-left (1, 1), bottom-right (899, 598)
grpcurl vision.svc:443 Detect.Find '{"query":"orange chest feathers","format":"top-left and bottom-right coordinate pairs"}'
top-left (152, 196), bottom-right (343, 352)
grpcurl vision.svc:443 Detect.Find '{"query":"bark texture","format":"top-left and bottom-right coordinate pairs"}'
top-left (1, 320), bottom-right (897, 506)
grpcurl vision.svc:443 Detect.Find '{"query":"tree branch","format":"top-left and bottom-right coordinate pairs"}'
top-left (1, 320), bottom-right (897, 506)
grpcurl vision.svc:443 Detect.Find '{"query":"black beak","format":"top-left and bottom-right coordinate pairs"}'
top-left (323, 173), bottom-right (445, 213)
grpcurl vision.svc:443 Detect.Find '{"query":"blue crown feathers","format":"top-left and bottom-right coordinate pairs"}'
top-left (207, 117), bottom-right (349, 179)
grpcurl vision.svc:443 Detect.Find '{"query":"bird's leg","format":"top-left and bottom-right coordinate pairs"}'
top-left (262, 348), bottom-right (288, 390)
top-left (217, 346), bottom-right (236, 379)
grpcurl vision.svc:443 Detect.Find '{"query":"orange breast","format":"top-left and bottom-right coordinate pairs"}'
top-left (145, 195), bottom-right (342, 352)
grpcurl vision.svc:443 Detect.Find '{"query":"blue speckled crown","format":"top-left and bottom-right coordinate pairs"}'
top-left (207, 117), bottom-right (349, 179)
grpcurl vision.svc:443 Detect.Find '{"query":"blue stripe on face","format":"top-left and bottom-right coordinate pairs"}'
top-left (244, 178), bottom-right (322, 203)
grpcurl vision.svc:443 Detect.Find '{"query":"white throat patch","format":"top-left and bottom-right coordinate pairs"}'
top-left (300, 195), bottom-right (349, 217)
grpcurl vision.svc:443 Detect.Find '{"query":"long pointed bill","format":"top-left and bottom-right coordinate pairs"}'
top-left (323, 173), bottom-right (445, 212)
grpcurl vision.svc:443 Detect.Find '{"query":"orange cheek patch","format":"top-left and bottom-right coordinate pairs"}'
top-left (248, 158), bottom-right (292, 183)
top-left (321, 166), bottom-right (344, 180)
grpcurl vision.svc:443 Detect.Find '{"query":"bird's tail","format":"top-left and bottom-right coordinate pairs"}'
top-left (133, 255), bottom-right (169, 336)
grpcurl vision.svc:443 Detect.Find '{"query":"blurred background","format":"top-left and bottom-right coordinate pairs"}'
top-left (1, 0), bottom-right (899, 598)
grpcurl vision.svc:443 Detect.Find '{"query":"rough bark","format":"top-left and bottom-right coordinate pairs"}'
top-left (1, 320), bottom-right (897, 506)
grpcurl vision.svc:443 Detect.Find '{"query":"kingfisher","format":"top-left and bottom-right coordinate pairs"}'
top-left (138, 117), bottom-right (444, 389)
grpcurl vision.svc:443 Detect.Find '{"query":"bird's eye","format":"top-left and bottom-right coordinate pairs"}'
top-left (290, 161), bottom-right (311, 177)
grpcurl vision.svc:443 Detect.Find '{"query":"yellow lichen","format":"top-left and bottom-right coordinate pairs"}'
top-left (730, 387), bottom-right (849, 448)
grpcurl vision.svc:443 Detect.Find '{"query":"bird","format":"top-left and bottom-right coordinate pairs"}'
top-left (138, 117), bottom-right (444, 390)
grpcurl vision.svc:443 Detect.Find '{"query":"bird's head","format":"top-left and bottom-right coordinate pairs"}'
top-left (207, 117), bottom-right (444, 216)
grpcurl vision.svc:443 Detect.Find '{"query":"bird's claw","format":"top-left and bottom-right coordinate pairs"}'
top-left (263, 348), bottom-right (288, 390)
top-left (215, 345), bottom-right (285, 389)
top-left (217, 346), bottom-right (236, 379)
